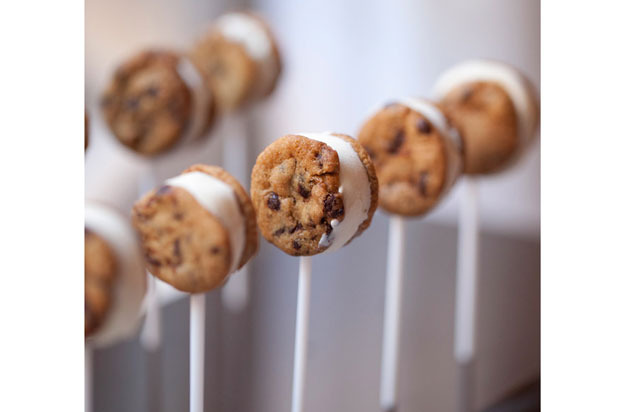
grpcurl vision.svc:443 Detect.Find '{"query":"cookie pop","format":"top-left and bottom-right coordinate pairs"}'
top-left (84, 202), bottom-right (147, 412)
top-left (359, 98), bottom-right (462, 216)
top-left (101, 50), bottom-right (216, 156)
top-left (358, 98), bottom-right (463, 412)
top-left (191, 12), bottom-right (282, 111)
top-left (132, 164), bottom-right (257, 412)
top-left (251, 132), bottom-right (379, 412)
top-left (433, 59), bottom-right (539, 412)
top-left (85, 202), bottom-right (147, 344)
top-left (433, 59), bottom-right (539, 174)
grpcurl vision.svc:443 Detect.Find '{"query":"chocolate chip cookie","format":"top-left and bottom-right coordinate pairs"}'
top-left (191, 12), bottom-right (282, 111)
top-left (251, 133), bottom-right (378, 256)
top-left (101, 49), bottom-right (216, 156)
top-left (359, 98), bottom-right (462, 216)
top-left (434, 60), bottom-right (539, 174)
top-left (132, 165), bottom-right (257, 293)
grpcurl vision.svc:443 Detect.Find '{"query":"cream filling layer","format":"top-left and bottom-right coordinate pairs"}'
top-left (216, 13), bottom-right (277, 98)
top-left (85, 202), bottom-right (147, 347)
top-left (176, 57), bottom-right (211, 142)
top-left (299, 132), bottom-right (372, 253)
top-left (396, 98), bottom-right (463, 193)
top-left (433, 59), bottom-right (537, 144)
top-left (165, 171), bottom-right (245, 272)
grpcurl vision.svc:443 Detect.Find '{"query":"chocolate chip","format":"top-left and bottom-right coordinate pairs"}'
top-left (292, 240), bottom-right (301, 250)
top-left (134, 211), bottom-right (148, 221)
top-left (416, 118), bottom-right (431, 134)
top-left (298, 184), bottom-right (311, 199)
top-left (146, 86), bottom-right (159, 97)
top-left (274, 227), bottom-right (285, 236)
top-left (267, 193), bottom-right (280, 210)
top-left (316, 150), bottom-right (324, 168)
top-left (173, 239), bottom-right (181, 259)
top-left (325, 222), bottom-right (333, 235)
top-left (461, 88), bottom-right (473, 102)
top-left (387, 129), bottom-right (405, 154)
top-left (156, 185), bottom-right (173, 196)
top-left (210, 247), bottom-right (220, 255)
top-left (173, 212), bottom-right (183, 221)
top-left (419, 171), bottom-right (428, 197)
top-left (290, 222), bottom-right (303, 234)
top-left (145, 254), bottom-right (161, 267)
top-left (323, 194), bottom-right (343, 218)
top-left (125, 98), bottom-right (139, 110)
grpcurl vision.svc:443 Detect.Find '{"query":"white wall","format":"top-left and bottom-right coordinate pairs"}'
top-left (253, 0), bottom-right (540, 239)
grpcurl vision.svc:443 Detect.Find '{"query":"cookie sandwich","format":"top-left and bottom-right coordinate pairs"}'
top-left (359, 98), bottom-right (462, 216)
top-left (251, 133), bottom-right (379, 256)
top-left (102, 50), bottom-right (216, 155)
top-left (433, 59), bottom-right (539, 174)
top-left (191, 12), bottom-right (282, 111)
top-left (132, 165), bottom-right (258, 293)
top-left (85, 202), bottom-right (147, 345)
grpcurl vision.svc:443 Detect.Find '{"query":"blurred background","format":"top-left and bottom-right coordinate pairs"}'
top-left (85, 0), bottom-right (540, 411)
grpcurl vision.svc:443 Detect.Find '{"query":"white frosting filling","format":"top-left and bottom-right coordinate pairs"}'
top-left (433, 60), bottom-right (537, 144)
top-left (165, 171), bottom-right (245, 272)
top-left (86, 202), bottom-right (147, 347)
top-left (216, 13), bottom-right (278, 98)
top-left (299, 132), bottom-right (372, 253)
top-left (395, 98), bottom-right (463, 193)
top-left (176, 57), bottom-right (212, 143)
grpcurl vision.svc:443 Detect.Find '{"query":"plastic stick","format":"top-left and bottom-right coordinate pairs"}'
top-left (190, 294), bottom-right (206, 412)
top-left (454, 177), bottom-right (480, 412)
top-left (380, 215), bottom-right (406, 412)
top-left (291, 256), bottom-right (312, 412)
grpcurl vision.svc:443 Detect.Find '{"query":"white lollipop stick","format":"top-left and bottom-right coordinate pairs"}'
top-left (190, 294), bottom-right (206, 412)
top-left (380, 216), bottom-right (406, 412)
top-left (291, 256), bottom-right (312, 412)
top-left (85, 345), bottom-right (93, 412)
top-left (140, 276), bottom-right (161, 351)
top-left (222, 111), bottom-right (251, 312)
top-left (137, 163), bottom-right (163, 351)
top-left (454, 177), bottom-right (480, 412)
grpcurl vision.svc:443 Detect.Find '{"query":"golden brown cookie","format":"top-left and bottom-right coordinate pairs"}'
top-left (251, 133), bottom-right (378, 256)
top-left (191, 12), bottom-right (282, 111)
top-left (132, 165), bottom-right (257, 293)
top-left (101, 49), bottom-right (216, 156)
top-left (434, 60), bottom-right (539, 174)
top-left (84, 228), bottom-right (117, 337)
top-left (359, 99), bottom-right (462, 216)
